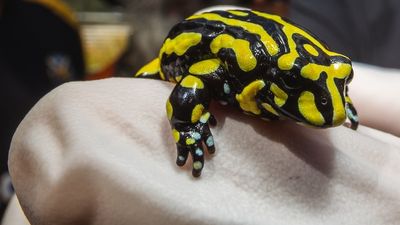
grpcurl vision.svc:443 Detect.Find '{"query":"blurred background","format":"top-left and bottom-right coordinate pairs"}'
top-left (1, 0), bottom-right (399, 218)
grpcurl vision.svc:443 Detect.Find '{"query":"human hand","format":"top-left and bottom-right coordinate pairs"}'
top-left (7, 77), bottom-right (400, 224)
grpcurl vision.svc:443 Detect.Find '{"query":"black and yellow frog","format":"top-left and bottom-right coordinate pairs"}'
top-left (135, 9), bottom-right (359, 177)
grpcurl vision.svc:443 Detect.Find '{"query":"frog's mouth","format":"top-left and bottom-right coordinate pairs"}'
top-left (262, 97), bottom-right (331, 128)
top-left (258, 84), bottom-right (331, 128)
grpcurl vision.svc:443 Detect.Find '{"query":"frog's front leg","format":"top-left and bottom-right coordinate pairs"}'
top-left (167, 75), bottom-right (216, 177)
top-left (345, 87), bottom-right (359, 130)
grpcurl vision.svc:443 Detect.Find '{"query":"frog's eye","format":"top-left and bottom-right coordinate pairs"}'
top-left (321, 97), bottom-right (328, 106)
top-left (280, 74), bottom-right (302, 90)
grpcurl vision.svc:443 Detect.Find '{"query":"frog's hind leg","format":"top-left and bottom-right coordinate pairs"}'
top-left (134, 58), bottom-right (165, 80)
top-left (345, 87), bottom-right (359, 130)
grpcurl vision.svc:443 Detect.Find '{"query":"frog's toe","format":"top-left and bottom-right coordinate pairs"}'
top-left (171, 122), bottom-right (215, 176)
top-left (176, 145), bottom-right (189, 167)
top-left (208, 114), bottom-right (217, 126)
top-left (190, 144), bottom-right (205, 177)
top-left (192, 164), bottom-right (203, 177)
top-left (350, 119), bottom-right (359, 130)
top-left (203, 127), bottom-right (216, 154)
top-left (345, 101), bottom-right (359, 130)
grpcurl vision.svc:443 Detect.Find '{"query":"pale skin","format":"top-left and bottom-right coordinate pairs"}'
top-left (6, 64), bottom-right (400, 224)
top-left (350, 63), bottom-right (400, 137)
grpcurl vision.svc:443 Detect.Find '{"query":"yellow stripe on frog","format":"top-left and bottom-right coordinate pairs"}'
top-left (261, 103), bottom-right (279, 116)
top-left (180, 75), bottom-right (204, 89)
top-left (166, 99), bottom-right (173, 120)
top-left (228, 10), bottom-right (249, 17)
top-left (298, 91), bottom-right (325, 126)
top-left (189, 59), bottom-right (221, 75)
top-left (191, 104), bottom-right (205, 123)
top-left (188, 13), bottom-right (279, 56)
top-left (210, 34), bottom-right (257, 72)
top-left (159, 32), bottom-right (202, 57)
top-left (236, 80), bottom-right (265, 115)
top-left (270, 83), bottom-right (288, 107)
top-left (159, 32), bottom-right (202, 80)
top-left (253, 11), bottom-right (347, 71)
top-left (135, 58), bottom-right (160, 77)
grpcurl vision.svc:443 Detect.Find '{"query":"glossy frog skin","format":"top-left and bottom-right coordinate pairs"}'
top-left (135, 9), bottom-right (359, 177)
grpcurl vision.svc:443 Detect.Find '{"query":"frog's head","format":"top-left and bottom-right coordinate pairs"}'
top-left (264, 56), bottom-right (353, 128)
top-left (258, 21), bottom-right (355, 128)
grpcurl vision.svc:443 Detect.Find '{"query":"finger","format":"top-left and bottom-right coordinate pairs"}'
top-left (190, 144), bottom-right (205, 177)
top-left (202, 127), bottom-right (215, 154)
top-left (208, 114), bottom-right (217, 126)
top-left (176, 144), bottom-right (189, 167)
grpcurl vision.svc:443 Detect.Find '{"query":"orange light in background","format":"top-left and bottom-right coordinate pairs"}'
top-left (81, 24), bottom-right (132, 80)
top-left (250, 0), bottom-right (290, 16)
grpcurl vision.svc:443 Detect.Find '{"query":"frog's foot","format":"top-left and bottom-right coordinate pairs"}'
top-left (173, 118), bottom-right (215, 177)
top-left (166, 72), bottom-right (221, 176)
top-left (345, 92), bottom-right (359, 130)
top-left (346, 102), bottom-right (359, 130)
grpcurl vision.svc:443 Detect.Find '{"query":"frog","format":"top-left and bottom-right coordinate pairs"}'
top-left (135, 9), bottom-right (359, 177)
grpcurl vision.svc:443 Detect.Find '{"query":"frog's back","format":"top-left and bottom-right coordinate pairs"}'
top-left (136, 10), bottom-right (291, 82)
top-left (135, 9), bottom-right (346, 83)
top-left (158, 10), bottom-right (287, 82)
